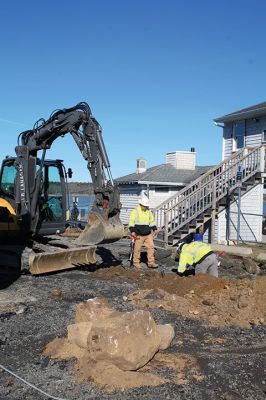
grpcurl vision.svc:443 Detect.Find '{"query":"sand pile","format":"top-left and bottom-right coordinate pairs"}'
top-left (43, 297), bottom-right (175, 392)
top-left (126, 274), bottom-right (266, 328)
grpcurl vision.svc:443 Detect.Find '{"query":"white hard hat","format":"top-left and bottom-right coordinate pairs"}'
top-left (139, 196), bottom-right (150, 207)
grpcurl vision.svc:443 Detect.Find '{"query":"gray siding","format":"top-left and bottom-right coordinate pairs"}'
top-left (223, 116), bottom-right (266, 159)
top-left (217, 184), bottom-right (263, 243)
top-left (223, 123), bottom-right (233, 159)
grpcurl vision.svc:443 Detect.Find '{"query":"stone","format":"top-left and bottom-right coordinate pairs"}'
top-left (238, 299), bottom-right (249, 309)
top-left (67, 322), bottom-right (93, 348)
top-left (222, 390), bottom-right (243, 399)
top-left (202, 298), bottom-right (214, 306)
top-left (87, 309), bottom-right (161, 370)
top-left (50, 289), bottom-right (62, 299)
top-left (224, 284), bottom-right (230, 289)
top-left (156, 324), bottom-right (175, 350)
top-left (255, 252), bottom-right (266, 262)
top-left (75, 297), bottom-right (115, 323)
top-left (242, 258), bottom-right (260, 275)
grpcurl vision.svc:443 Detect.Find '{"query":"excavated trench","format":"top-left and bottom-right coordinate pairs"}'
top-left (0, 243), bottom-right (266, 399)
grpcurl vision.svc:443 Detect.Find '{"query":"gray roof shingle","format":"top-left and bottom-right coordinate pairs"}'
top-left (214, 101), bottom-right (266, 123)
top-left (115, 163), bottom-right (212, 185)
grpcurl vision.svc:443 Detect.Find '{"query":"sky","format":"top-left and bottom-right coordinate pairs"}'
top-left (0, 0), bottom-right (266, 182)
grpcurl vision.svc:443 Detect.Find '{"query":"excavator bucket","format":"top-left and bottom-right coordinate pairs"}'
top-left (29, 246), bottom-right (96, 275)
top-left (76, 212), bottom-right (124, 246)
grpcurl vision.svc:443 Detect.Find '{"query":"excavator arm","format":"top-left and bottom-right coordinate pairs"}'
top-left (13, 102), bottom-right (123, 244)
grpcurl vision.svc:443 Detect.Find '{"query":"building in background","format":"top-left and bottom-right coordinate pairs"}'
top-left (213, 101), bottom-right (266, 243)
top-left (116, 101), bottom-right (266, 245)
top-left (115, 149), bottom-right (212, 224)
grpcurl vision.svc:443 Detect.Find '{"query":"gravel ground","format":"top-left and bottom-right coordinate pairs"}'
top-left (0, 243), bottom-right (265, 400)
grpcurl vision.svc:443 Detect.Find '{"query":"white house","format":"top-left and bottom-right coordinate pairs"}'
top-left (116, 102), bottom-right (265, 245)
top-left (213, 101), bottom-right (266, 244)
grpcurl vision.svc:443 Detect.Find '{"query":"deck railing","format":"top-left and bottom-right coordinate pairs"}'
top-left (153, 146), bottom-right (265, 243)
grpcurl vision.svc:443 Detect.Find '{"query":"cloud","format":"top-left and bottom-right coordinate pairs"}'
top-left (0, 118), bottom-right (26, 127)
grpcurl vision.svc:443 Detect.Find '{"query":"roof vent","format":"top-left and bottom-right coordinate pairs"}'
top-left (136, 158), bottom-right (147, 174)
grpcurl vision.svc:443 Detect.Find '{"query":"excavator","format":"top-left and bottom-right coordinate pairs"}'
top-left (0, 102), bottom-right (124, 275)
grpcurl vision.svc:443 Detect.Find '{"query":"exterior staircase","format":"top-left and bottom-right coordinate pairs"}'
top-left (153, 146), bottom-right (265, 247)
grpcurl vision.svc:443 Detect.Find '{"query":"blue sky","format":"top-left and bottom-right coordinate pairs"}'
top-left (0, 0), bottom-right (266, 181)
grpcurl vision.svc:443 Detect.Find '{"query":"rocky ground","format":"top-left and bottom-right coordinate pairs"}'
top-left (0, 241), bottom-right (266, 400)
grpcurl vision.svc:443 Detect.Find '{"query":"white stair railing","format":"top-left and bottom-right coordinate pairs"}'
top-left (154, 146), bottom-right (265, 244)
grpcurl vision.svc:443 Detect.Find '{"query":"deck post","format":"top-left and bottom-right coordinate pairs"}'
top-left (211, 178), bottom-right (216, 243)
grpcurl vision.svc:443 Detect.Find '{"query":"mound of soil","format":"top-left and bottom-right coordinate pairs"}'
top-left (126, 274), bottom-right (266, 328)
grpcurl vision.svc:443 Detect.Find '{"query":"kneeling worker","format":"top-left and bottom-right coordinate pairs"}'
top-left (176, 241), bottom-right (218, 277)
top-left (129, 195), bottom-right (158, 269)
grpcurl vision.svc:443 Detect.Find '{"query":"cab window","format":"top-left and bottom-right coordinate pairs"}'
top-left (41, 165), bottom-right (63, 222)
top-left (0, 162), bottom-right (16, 197)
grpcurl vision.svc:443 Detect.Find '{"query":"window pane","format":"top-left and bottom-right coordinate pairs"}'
top-left (234, 121), bottom-right (245, 149)
top-left (41, 166), bottom-right (63, 222)
top-left (0, 162), bottom-right (16, 197)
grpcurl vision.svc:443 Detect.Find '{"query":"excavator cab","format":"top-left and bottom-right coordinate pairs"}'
top-left (0, 157), bottom-right (67, 237)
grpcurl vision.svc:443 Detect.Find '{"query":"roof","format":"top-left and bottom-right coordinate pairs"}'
top-left (214, 101), bottom-right (266, 123)
top-left (115, 163), bottom-right (213, 185)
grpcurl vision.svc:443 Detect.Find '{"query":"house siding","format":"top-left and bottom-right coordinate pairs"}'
top-left (223, 123), bottom-right (233, 159)
top-left (223, 116), bottom-right (266, 160)
top-left (119, 184), bottom-right (179, 225)
top-left (217, 184), bottom-right (263, 243)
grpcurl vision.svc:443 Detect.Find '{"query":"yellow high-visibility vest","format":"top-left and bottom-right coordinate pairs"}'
top-left (178, 241), bottom-right (213, 273)
top-left (129, 205), bottom-right (155, 228)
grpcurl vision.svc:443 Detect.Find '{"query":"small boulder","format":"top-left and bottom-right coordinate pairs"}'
top-left (156, 324), bottom-right (175, 350)
top-left (75, 297), bottom-right (115, 323)
top-left (67, 322), bottom-right (93, 348)
top-left (242, 258), bottom-right (260, 275)
top-left (87, 309), bottom-right (161, 370)
top-left (202, 298), bottom-right (214, 306)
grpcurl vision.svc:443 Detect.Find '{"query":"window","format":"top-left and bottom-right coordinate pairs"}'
top-left (262, 130), bottom-right (266, 143)
top-left (0, 162), bottom-right (16, 197)
top-left (233, 120), bottom-right (245, 150)
top-left (41, 165), bottom-right (63, 222)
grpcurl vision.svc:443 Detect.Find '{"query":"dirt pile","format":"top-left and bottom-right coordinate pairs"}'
top-left (125, 274), bottom-right (266, 328)
top-left (43, 297), bottom-right (174, 392)
top-left (92, 265), bottom-right (143, 281)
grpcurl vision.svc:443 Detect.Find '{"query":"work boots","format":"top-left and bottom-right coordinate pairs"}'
top-left (133, 264), bottom-right (141, 269)
top-left (148, 263), bottom-right (159, 269)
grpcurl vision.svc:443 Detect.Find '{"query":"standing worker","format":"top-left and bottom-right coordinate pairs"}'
top-left (176, 241), bottom-right (219, 277)
top-left (129, 195), bottom-right (158, 269)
